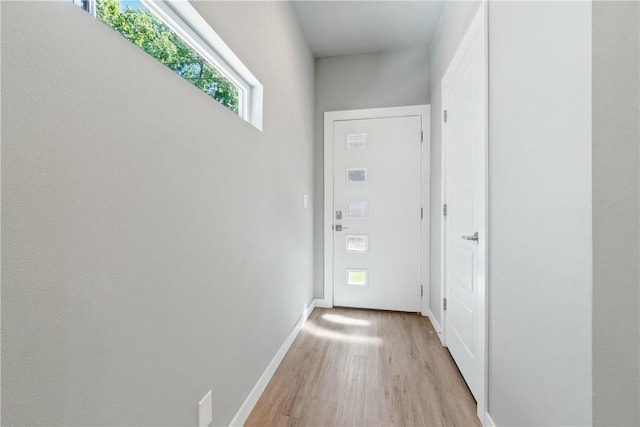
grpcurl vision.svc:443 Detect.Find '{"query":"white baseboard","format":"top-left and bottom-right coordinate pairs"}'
top-left (425, 308), bottom-right (442, 333)
top-left (313, 298), bottom-right (332, 308)
top-left (425, 308), bottom-right (446, 346)
top-left (229, 299), bottom-right (316, 426)
top-left (485, 412), bottom-right (497, 427)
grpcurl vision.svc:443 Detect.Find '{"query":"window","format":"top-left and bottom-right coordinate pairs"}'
top-left (347, 168), bottom-right (367, 183)
top-left (345, 235), bottom-right (368, 252)
top-left (346, 133), bottom-right (368, 149)
top-left (346, 200), bottom-right (368, 218)
top-left (346, 270), bottom-right (368, 287)
top-left (75, 0), bottom-right (263, 129)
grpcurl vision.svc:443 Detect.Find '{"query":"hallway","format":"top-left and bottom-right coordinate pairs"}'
top-left (246, 308), bottom-right (479, 426)
top-left (2, 1), bottom-right (637, 425)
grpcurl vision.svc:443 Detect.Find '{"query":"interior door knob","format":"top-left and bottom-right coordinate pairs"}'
top-left (335, 224), bottom-right (349, 232)
top-left (461, 232), bottom-right (479, 244)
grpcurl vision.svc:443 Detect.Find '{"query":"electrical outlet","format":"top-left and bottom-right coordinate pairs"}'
top-left (198, 390), bottom-right (212, 427)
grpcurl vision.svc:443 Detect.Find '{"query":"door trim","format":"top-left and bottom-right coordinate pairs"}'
top-left (321, 105), bottom-right (430, 311)
top-left (440, 3), bottom-right (488, 425)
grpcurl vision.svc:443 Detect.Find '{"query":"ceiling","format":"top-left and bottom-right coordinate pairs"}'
top-left (291, 1), bottom-right (445, 58)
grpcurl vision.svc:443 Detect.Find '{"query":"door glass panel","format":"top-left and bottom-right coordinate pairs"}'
top-left (346, 235), bottom-right (368, 252)
top-left (347, 133), bottom-right (368, 149)
top-left (346, 269), bottom-right (368, 287)
top-left (347, 200), bottom-right (368, 217)
top-left (347, 168), bottom-right (367, 183)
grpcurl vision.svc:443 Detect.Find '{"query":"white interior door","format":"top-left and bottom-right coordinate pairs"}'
top-left (442, 4), bottom-right (487, 412)
top-left (332, 116), bottom-right (422, 312)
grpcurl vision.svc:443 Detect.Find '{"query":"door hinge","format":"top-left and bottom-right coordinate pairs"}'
top-left (421, 130), bottom-right (424, 142)
top-left (443, 203), bottom-right (448, 217)
top-left (443, 298), bottom-right (447, 311)
top-left (443, 110), bottom-right (448, 123)
top-left (421, 284), bottom-right (424, 297)
top-left (421, 207), bottom-right (424, 219)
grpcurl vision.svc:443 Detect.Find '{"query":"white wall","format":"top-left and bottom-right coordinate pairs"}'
top-left (313, 47), bottom-right (430, 298)
top-left (592, 1), bottom-right (640, 425)
top-left (428, 0), bottom-right (481, 324)
top-left (488, 2), bottom-right (592, 425)
top-left (1, 1), bottom-right (314, 425)
top-left (431, 1), bottom-right (640, 424)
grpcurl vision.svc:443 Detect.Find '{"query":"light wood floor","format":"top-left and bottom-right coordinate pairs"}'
top-left (246, 308), bottom-right (480, 426)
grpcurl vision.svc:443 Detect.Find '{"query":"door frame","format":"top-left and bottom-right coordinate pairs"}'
top-left (319, 105), bottom-right (430, 312)
top-left (440, 3), bottom-right (488, 425)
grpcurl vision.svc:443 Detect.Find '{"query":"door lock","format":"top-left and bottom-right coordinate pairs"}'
top-left (335, 224), bottom-right (349, 232)
top-left (336, 210), bottom-right (342, 220)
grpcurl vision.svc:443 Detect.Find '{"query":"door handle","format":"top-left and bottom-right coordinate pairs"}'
top-left (335, 224), bottom-right (349, 232)
top-left (461, 232), bottom-right (479, 244)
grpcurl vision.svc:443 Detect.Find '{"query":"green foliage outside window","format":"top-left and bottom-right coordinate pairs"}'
top-left (96, 0), bottom-right (239, 113)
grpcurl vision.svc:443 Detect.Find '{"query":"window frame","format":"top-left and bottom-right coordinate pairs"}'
top-left (79, 0), bottom-right (263, 129)
top-left (142, 0), bottom-right (263, 130)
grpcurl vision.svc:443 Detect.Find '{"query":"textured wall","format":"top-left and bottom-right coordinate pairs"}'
top-left (1, 1), bottom-right (314, 425)
top-left (488, 2), bottom-right (592, 424)
top-left (313, 47), bottom-right (430, 298)
top-left (592, 1), bottom-right (640, 425)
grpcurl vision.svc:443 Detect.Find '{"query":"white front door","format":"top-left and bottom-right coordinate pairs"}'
top-left (442, 4), bottom-right (487, 413)
top-left (332, 115), bottom-right (422, 312)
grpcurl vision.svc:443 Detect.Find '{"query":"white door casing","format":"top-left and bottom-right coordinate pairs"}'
top-left (322, 106), bottom-right (430, 312)
top-left (441, 4), bottom-right (488, 425)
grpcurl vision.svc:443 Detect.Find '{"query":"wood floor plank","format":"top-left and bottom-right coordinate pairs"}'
top-left (245, 308), bottom-right (480, 427)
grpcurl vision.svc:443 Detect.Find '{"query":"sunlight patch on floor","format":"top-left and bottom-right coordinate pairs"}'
top-left (303, 322), bottom-right (382, 346)
top-left (321, 313), bottom-right (371, 327)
